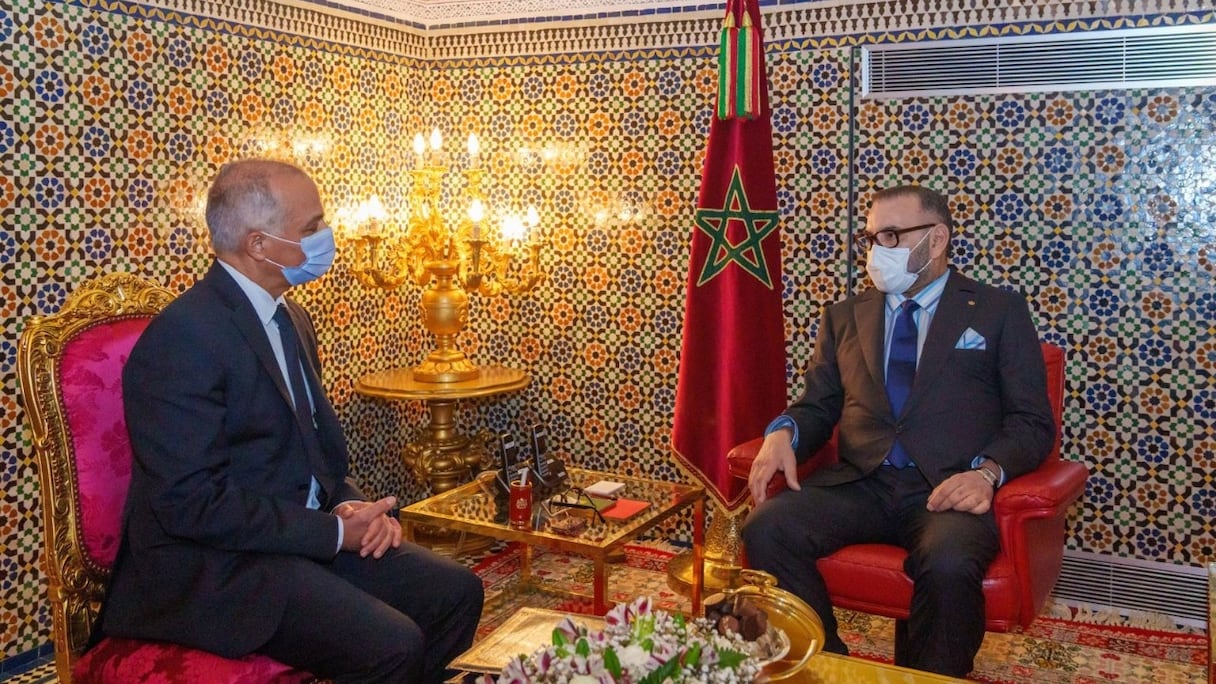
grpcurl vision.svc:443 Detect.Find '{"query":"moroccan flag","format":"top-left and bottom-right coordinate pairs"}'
top-left (672, 0), bottom-right (787, 510)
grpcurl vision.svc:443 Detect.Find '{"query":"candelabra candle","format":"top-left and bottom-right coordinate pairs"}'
top-left (413, 133), bottom-right (425, 168)
top-left (346, 130), bottom-right (548, 384)
top-left (469, 198), bottom-right (484, 241)
top-left (467, 133), bottom-right (480, 167)
top-left (526, 204), bottom-right (539, 241)
top-left (361, 195), bottom-right (387, 237)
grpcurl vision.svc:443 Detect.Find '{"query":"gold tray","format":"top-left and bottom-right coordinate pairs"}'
top-left (450, 607), bottom-right (606, 674)
top-left (715, 569), bottom-right (826, 680)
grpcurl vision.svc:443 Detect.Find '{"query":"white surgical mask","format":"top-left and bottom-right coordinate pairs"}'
top-left (865, 230), bottom-right (931, 295)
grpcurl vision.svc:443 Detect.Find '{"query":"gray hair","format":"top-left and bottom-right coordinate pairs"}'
top-left (205, 159), bottom-right (308, 254)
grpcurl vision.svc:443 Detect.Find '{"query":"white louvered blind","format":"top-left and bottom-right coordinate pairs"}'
top-left (863, 25), bottom-right (1216, 98)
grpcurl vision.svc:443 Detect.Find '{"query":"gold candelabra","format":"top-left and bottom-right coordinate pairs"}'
top-left (346, 130), bottom-right (546, 384)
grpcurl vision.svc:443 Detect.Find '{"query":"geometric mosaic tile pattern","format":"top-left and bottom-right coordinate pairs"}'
top-left (2, 0), bottom-right (1213, 663)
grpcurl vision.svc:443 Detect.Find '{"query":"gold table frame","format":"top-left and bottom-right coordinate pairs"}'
top-left (356, 365), bottom-right (530, 554)
top-left (355, 365), bottom-right (531, 494)
top-left (450, 607), bottom-right (606, 674)
top-left (401, 467), bottom-right (705, 615)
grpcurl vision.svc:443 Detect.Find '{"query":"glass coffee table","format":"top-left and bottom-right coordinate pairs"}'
top-left (401, 467), bottom-right (705, 614)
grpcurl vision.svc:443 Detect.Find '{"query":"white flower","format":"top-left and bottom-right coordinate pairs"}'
top-left (484, 597), bottom-right (761, 684)
top-left (615, 644), bottom-right (650, 671)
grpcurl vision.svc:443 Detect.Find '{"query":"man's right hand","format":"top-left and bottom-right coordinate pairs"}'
top-left (748, 429), bottom-right (801, 505)
top-left (337, 496), bottom-right (401, 558)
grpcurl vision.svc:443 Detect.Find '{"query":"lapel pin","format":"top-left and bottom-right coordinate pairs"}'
top-left (968, 300), bottom-right (975, 306)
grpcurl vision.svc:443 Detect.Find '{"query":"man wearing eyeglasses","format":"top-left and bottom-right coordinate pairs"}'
top-left (741, 185), bottom-right (1054, 677)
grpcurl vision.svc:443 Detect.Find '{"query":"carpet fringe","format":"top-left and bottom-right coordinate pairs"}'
top-left (1044, 597), bottom-right (1194, 632)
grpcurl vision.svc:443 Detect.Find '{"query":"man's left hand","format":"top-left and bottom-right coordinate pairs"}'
top-left (926, 471), bottom-right (995, 514)
top-left (335, 499), bottom-right (404, 559)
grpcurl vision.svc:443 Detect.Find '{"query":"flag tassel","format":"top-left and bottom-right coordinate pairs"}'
top-left (737, 9), bottom-right (759, 119)
top-left (716, 12), bottom-right (737, 119)
top-left (717, 4), bottom-right (761, 120)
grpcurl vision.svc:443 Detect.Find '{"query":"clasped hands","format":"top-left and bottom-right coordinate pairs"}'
top-left (334, 496), bottom-right (402, 559)
top-left (747, 430), bottom-right (995, 514)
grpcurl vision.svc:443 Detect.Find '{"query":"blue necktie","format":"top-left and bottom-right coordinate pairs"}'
top-left (885, 300), bottom-right (919, 468)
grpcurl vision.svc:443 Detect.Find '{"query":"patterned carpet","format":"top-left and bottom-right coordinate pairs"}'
top-left (472, 542), bottom-right (1209, 683)
top-left (4, 541), bottom-right (1207, 682)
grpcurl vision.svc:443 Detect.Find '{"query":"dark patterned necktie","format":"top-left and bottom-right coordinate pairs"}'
top-left (885, 299), bottom-right (919, 468)
top-left (274, 304), bottom-right (331, 507)
top-left (273, 304), bottom-right (315, 432)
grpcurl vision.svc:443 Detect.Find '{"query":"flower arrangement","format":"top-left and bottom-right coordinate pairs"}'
top-left (482, 596), bottom-right (763, 684)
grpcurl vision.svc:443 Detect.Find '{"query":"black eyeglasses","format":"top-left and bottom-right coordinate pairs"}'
top-left (548, 487), bottom-right (607, 524)
top-left (853, 222), bottom-right (938, 251)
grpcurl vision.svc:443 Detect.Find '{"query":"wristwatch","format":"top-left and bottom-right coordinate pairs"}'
top-left (973, 465), bottom-right (999, 489)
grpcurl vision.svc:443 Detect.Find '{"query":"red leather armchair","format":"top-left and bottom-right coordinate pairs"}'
top-left (726, 342), bottom-right (1087, 632)
top-left (18, 274), bottom-right (315, 684)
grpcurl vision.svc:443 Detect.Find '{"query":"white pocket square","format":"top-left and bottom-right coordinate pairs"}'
top-left (956, 328), bottom-right (986, 350)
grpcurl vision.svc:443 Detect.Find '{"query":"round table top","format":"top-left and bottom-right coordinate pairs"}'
top-left (354, 364), bottom-right (531, 401)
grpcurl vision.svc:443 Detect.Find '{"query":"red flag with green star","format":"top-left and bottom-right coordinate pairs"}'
top-left (672, 0), bottom-right (786, 510)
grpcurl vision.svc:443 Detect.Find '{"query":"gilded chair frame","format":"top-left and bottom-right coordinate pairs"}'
top-left (1208, 561), bottom-right (1215, 683)
top-left (17, 273), bottom-right (174, 682)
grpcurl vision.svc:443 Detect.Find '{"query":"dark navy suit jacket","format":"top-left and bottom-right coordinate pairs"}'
top-left (103, 262), bottom-right (364, 657)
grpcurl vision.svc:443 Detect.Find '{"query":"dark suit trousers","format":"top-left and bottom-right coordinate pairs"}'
top-left (741, 466), bottom-right (998, 677)
top-left (257, 541), bottom-right (484, 684)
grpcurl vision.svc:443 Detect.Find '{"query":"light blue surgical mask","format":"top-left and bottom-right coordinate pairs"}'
top-left (262, 227), bottom-right (336, 286)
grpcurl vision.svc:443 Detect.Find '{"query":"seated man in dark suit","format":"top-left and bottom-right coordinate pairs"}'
top-left (741, 184), bottom-right (1054, 677)
top-left (100, 158), bottom-right (483, 683)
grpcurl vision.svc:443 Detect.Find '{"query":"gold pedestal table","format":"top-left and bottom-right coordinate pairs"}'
top-left (355, 365), bottom-right (530, 555)
top-left (667, 503), bottom-right (747, 596)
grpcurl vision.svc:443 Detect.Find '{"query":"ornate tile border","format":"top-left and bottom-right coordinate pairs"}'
top-left (80, 0), bottom-right (1216, 62)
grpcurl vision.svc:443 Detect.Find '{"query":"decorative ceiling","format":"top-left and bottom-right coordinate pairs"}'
top-left (296, 0), bottom-right (723, 27)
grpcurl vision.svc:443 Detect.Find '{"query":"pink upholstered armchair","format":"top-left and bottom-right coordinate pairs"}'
top-left (726, 342), bottom-right (1087, 632)
top-left (18, 273), bottom-right (315, 684)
